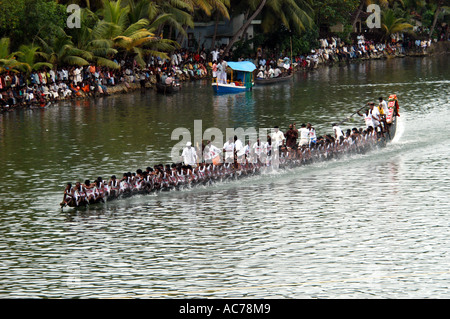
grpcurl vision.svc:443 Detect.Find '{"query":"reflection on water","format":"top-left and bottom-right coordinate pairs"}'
top-left (0, 55), bottom-right (449, 298)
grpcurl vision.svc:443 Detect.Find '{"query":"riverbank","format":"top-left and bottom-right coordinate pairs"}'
top-left (1, 42), bottom-right (448, 113)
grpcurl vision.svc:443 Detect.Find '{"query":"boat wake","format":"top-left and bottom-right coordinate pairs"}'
top-left (391, 114), bottom-right (405, 144)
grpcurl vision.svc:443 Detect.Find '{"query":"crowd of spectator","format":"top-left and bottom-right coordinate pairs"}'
top-left (1, 33), bottom-right (448, 112)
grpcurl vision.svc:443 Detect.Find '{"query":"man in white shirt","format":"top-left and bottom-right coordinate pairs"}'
top-left (257, 67), bottom-right (265, 79)
top-left (223, 137), bottom-right (235, 163)
top-left (267, 66), bottom-right (274, 78)
top-left (252, 139), bottom-right (263, 164)
top-left (204, 140), bottom-right (222, 164)
top-left (234, 135), bottom-right (245, 164)
top-left (271, 126), bottom-right (285, 147)
top-left (181, 142), bottom-right (197, 167)
top-left (299, 123), bottom-right (309, 146)
top-left (370, 102), bottom-right (381, 129)
top-left (273, 68), bottom-right (282, 78)
top-left (357, 107), bottom-right (374, 129)
top-left (171, 52), bottom-right (178, 66)
top-left (307, 123), bottom-right (317, 146)
top-left (333, 123), bottom-right (343, 140)
top-left (220, 60), bottom-right (228, 84)
top-left (211, 48), bottom-right (219, 63)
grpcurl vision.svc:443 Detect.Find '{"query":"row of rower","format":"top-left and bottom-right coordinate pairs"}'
top-left (60, 124), bottom-right (384, 208)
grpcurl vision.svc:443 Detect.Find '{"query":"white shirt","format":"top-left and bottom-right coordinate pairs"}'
top-left (333, 125), bottom-right (343, 138)
top-left (299, 127), bottom-right (309, 140)
top-left (207, 144), bottom-right (221, 159)
top-left (273, 68), bottom-right (282, 77)
top-left (234, 139), bottom-right (244, 155)
top-left (223, 141), bottom-right (234, 160)
top-left (182, 146), bottom-right (197, 166)
top-left (371, 107), bottom-right (381, 126)
top-left (211, 50), bottom-right (219, 62)
top-left (252, 142), bottom-right (263, 156)
top-left (364, 112), bottom-right (374, 128)
top-left (271, 130), bottom-right (285, 146)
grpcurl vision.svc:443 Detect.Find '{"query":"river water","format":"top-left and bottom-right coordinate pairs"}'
top-left (0, 55), bottom-right (449, 298)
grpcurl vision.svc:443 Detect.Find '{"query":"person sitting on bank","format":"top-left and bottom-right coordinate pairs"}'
top-left (165, 73), bottom-right (174, 86)
top-left (257, 67), bottom-right (265, 79)
top-left (273, 67), bottom-right (282, 78)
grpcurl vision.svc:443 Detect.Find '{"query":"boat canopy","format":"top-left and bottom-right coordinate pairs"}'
top-left (226, 61), bottom-right (257, 73)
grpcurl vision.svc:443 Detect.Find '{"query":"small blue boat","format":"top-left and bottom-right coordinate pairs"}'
top-left (212, 61), bottom-right (256, 94)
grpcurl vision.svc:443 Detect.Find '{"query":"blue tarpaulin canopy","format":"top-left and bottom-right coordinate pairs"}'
top-left (226, 61), bottom-right (257, 73)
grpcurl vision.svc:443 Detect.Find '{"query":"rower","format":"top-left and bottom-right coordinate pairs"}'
top-left (60, 183), bottom-right (74, 207)
top-left (94, 179), bottom-right (105, 202)
top-left (264, 136), bottom-right (273, 166)
top-left (119, 173), bottom-right (130, 195)
top-left (357, 107), bottom-right (374, 130)
top-left (234, 135), bottom-right (244, 165)
top-left (204, 140), bottom-right (221, 164)
top-left (73, 181), bottom-right (86, 207)
top-left (299, 124), bottom-right (309, 146)
top-left (108, 175), bottom-right (119, 197)
top-left (83, 180), bottom-right (96, 204)
top-left (252, 138), bottom-right (263, 164)
top-left (285, 124), bottom-right (298, 149)
top-left (95, 177), bottom-right (106, 202)
top-left (223, 137), bottom-right (235, 164)
top-left (369, 102), bottom-right (383, 136)
top-left (332, 123), bottom-right (343, 140)
top-left (307, 123), bottom-right (317, 147)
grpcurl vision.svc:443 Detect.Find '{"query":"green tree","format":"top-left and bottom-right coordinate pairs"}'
top-left (0, 38), bottom-right (24, 72)
top-left (37, 28), bottom-right (92, 67)
top-left (14, 44), bottom-right (54, 74)
top-left (381, 8), bottom-right (414, 41)
top-left (93, 0), bottom-right (178, 65)
top-left (429, 0), bottom-right (447, 38)
top-left (223, 0), bottom-right (314, 56)
top-left (1, 0), bottom-right (67, 50)
top-left (312, 0), bottom-right (360, 26)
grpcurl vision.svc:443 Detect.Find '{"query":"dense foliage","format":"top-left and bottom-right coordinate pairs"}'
top-left (0, 0), bottom-right (448, 72)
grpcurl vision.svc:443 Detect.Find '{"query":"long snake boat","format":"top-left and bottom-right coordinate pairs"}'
top-left (60, 95), bottom-right (400, 209)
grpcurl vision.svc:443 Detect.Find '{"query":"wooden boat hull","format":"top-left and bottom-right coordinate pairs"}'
top-left (156, 83), bottom-right (180, 94)
top-left (255, 74), bottom-right (293, 85)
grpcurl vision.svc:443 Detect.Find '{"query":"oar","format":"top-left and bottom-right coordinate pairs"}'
top-left (337, 105), bottom-right (368, 126)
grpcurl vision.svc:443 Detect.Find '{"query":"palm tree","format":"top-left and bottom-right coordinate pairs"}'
top-left (381, 8), bottom-right (414, 41)
top-left (37, 28), bottom-right (92, 67)
top-left (429, 0), bottom-right (447, 38)
top-left (14, 45), bottom-right (54, 74)
top-left (209, 0), bottom-right (231, 49)
top-left (0, 38), bottom-right (29, 73)
top-left (94, 0), bottom-right (179, 65)
top-left (259, 0), bottom-right (314, 34)
top-left (69, 7), bottom-right (120, 68)
top-left (223, 0), bottom-right (314, 56)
